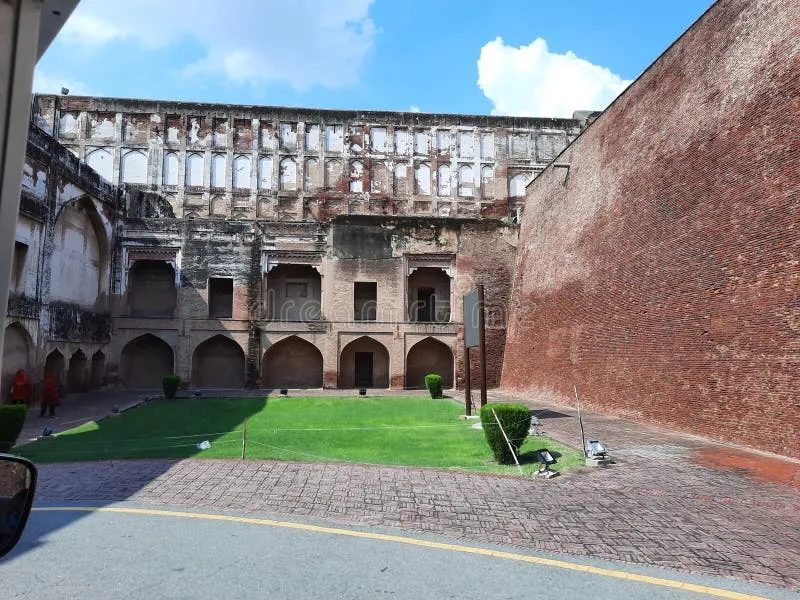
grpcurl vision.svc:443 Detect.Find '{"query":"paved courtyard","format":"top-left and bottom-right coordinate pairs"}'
top-left (27, 389), bottom-right (800, 593)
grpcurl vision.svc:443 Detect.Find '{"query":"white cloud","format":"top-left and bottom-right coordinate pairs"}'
top-left (409, 105), bottom-right (421, 113)
top-left (55, 0), bottom-right (377, 90)
top-left (477, 37), bottom-right (631, 118)
top-left (32, 69), bottom-right (92, 96)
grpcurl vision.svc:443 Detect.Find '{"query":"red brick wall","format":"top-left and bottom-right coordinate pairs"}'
top-left (502, 0), bottom-right (800, 458)
top-left (456, 222), bottom-right (518, 389)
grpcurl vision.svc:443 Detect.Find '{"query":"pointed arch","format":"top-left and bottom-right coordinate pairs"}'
top-left (262, 336), bottom-right (323, 389)
top-left (406, 337), bottom-right (454, 389)
top-left (233, 154), bottom-right (251, 189)
top-left (51, 197), bottom-right (108, 308)
top-left (90, 350), bottom-right (106, 389)
top-left (415, 163), bottom-right (431, 195)
top-left (44, 349), bottom-right (66, 389)
top-left (304, 157), bottom-right (321, 191)
top-left (509, 174), bottom-right (528, 197)
top-left (211, 153), bottom-right (226, 187)
top-left (121, 333), bottom-right (174, 388)
top-left (280, 157), bottom-right (297, 190)
top-left (162, 151), bottom-right (179, 185)
top-left (339, 336), bottom-right (390, 388)
top-left (86, 147), bottom-right (113, 182)
top-left (258, 156), bottom-right (273, 189)
top-left (121, 150), bottom-right (147, 184)
top-left (457, 165), bottom-right (474, 197)
top-left (186, 153), bottom-right (204, 186)
top-left (192, 335), bottom-right (246, 388)
top-left (349, 160), bottom-right (364, 192)
top-left (437, 164), bottom-right (451, 196)
top-left (1, 323), bottom-right (31, 401)
top-left (68, 350), bottom-right (89, 392)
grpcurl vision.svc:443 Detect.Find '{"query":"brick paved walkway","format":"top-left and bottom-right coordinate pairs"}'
top-left (36, 455), bottom-right (800, 591)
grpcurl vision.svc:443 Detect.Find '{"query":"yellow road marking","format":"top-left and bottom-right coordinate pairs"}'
top-left (33, 506), bottom-right (766, 600)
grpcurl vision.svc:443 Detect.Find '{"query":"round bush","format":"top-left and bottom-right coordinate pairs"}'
top-left (424, 374), bottom-right (442, 398)
top-left (162, 375), bottom-right (181, 399)
top-left (479, 403), bottom-right (531, 464)
top-left (0, 404), bottom-right (28, 452)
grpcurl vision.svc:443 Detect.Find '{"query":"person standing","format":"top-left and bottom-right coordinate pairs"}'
top-left (40, 373), bottom-right (59, 418)
top-left (10, 370), bottom-right (30, 405)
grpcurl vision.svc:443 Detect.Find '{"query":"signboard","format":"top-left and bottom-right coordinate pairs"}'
top-left (464, 289), bottom-right (480, 348)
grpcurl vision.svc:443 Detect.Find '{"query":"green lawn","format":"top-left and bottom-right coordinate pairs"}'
top-left (17, 396), bottom-right (583, 476)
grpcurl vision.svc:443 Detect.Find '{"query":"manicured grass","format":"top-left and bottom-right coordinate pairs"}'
top-left (17, 396), bottom-right (583, 476)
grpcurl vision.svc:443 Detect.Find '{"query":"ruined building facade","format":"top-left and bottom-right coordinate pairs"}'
top-left (3, 95), bottom-right (581, 396)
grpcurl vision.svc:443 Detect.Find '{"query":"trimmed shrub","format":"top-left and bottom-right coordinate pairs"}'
top-left (162, 375), bottom-right (181, 399)
top-left (0, 404), bottom-right (28, 452)
top-left (424, 374), bottom-right (442, 399)
top-left (479, 403), bottom-right (531, 464)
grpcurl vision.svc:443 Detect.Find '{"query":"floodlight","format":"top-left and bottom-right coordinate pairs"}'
top-left (536, 449), bottom-right (556, 465)
top-left (586, 440), bottom-right (608, 457)
top-left (280, 388), bottom-right (288, 396)
top-left (358, 388), bottom-right (367, 396)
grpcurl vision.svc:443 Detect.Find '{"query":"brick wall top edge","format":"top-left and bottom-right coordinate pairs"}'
top-left (121, 215), bottom-right (512, 230)
top-left (40, 94), bottom-right (581, 129)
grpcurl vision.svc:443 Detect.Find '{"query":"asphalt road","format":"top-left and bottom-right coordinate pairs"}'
top-left (0, 502), bottom-right (794, 600)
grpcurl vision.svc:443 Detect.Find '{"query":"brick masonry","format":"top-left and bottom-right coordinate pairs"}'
top-left (502, 0), bottom-right (800, 458)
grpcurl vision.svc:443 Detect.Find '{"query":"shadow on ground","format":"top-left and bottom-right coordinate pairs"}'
top-left (7, 394), bottom-right (268, 562)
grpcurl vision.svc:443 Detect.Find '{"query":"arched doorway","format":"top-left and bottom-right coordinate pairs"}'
top-left (262, 336), bottom-right (323, 389)
top-left (406, 337), bottom-right (454, 389)
top-left (339, 336), bottom-right (390, 388)
top-left (2, 324), bottom-right (31, 401)
top-left (120, 334), bottom-right (174, 388)
top-left (192, 335), bottom-right (246, 388)
top-left (50, 199), bottom-right (107, 309)
top-left (44, 349), bottom-right (66, 390)
top-left (128, 260), bottom-right (177, 317)
top-left (67, 350), bottom-right (89, 392)
top-left (90, 350), bottom-right (106, 388)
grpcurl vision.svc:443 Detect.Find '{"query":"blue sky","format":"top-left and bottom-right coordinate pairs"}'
top-left (35, 0), bottom-right (715, 118)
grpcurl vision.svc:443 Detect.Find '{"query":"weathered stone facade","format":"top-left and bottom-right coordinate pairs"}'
top-left (4, 97), bottom-right (581, 396)
top-left (3, 125), bottom-right (122, 401)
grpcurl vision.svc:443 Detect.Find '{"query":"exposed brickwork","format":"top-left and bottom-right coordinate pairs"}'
top-left (502, 0), bottom-right (800, 457)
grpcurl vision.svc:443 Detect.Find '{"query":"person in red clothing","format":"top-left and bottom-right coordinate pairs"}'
top-left (40, 373), bottom-right (59, 418)
top-left (10, 370), bottom-right (30, 405)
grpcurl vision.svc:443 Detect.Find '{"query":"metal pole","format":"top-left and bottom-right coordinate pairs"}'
top-left (241, 417), bottom-right (247, 460)
top-left (463, 340), bottom-right (471, 416)
top-left (574, 385), bottom-right (586, 457)
top-left (477, 284), bottom-right (488, 407)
